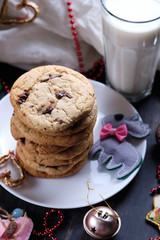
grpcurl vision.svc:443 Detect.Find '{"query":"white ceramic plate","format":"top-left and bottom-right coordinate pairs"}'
top-left (0, 80), bottom-right (146, 209)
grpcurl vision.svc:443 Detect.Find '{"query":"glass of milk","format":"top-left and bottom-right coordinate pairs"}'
top-left (100, 0), bottom-right (160, 102)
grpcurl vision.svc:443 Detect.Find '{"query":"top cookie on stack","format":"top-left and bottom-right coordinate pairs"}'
top-left (10, 65), bottom-right (97, 178)
top-left (10, 65), bottom-right (95, 135)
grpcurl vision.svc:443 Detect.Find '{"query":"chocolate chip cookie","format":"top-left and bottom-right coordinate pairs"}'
top-left (10, 65), bottom-right (95, 134)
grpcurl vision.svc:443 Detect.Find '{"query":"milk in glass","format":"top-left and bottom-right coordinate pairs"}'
top-left (101, 0), bottom-right (160, 102)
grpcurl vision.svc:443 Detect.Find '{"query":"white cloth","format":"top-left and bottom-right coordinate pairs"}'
top-left (0, 0), bottom-right (159, 71)
top-left (0, 0), bottom-right (103, 71)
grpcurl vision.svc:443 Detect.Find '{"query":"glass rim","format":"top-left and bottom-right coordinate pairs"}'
top-left (100, 0), bottom-right (160, 24)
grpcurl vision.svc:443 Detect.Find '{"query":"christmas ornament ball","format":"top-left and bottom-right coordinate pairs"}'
top-left (83, 206), bottom-right (121, 239)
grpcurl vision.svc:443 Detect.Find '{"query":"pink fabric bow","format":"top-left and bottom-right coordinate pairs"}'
top-left (100, 123), bottom-right (128, 142)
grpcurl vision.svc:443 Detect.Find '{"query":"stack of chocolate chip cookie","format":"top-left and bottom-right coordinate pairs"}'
top-left (10, 65), bottom-right (97, 178)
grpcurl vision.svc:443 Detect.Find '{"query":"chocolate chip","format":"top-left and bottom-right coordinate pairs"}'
top-left (59, 120), bottom-right (63, 124)
top-left (18, 90), bottom-right (29, 104)
top-left (156, 125), bottom-right (160, 144)
top-left (55, 91), bottom-right (72, 99)
top-left (20, 138), bottom-right (26, 144)
top-left (40, 74), bottom-right (62, 82)
top-left (42, 107), bottom-right (53, 115)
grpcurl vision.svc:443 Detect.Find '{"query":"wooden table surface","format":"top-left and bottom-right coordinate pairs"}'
top-left (0, 63), bottom-right (160, 240)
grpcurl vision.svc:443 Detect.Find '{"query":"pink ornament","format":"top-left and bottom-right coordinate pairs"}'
top-left (0, 216), bottom-right (33, 240)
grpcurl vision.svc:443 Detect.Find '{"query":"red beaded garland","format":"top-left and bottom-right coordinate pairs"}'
top-left (149, 164), bottom-right (160, 239)
top-left (32, 208), bottom-right (64, 240)
top-left (66, 0), bottom-right (85, 73)
top-left (0, 78), bottom-right (10, 94)
top-left (150, 165), bottom-right (160, 195)
top-left (66, 0), bottom-right (104, 80)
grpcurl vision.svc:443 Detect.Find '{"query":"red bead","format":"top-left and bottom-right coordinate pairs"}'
top-left (70, 19), bottom-right (75, 24)
top-left (74, 36), bottom-right (78, 41)
top-left (50, 228), bottom-right (55, 232)
top-left (4, 86), bottom-right (8, 89)
top-left (6, 90), bottom-right (10, 93)
top-left (72, 31), bottom-right (77, 36)
top-left (51, 209), bottom-right (56, 213)
top-left (97, 73), bottom-right (101, 78)
top-left (75, 41), bottom-right (80, 46)
top-left (32, 230), bottom-right (36, 234)
top-left (76, 46), bottom-right (80, 50)
top-left (157, 186), bottom-right (160, 192)
top-left (46, 211), bottom-right (51, 216)
top-left (45, 228), bottom-right (50, 233)
top-left (80, 69), bottom-right (85, 73)
top-left (78, 57), bottom-right (83, 62)
top-left (77, 51), bottom-right (81, 56)
top-left (58, 210), bottom-right (62, 214)
top-left (43, 222), bottom-right (47, 227)
top-left (54, 224), bottom-right (59, 229)
top-left (2, 81), bottom-right (6, 85)
top-left (49, 233), bottom-right (53, 238)
top-left (68, 7), bottom-right (72, 12)
top-left (69, 13), bottom-right (73, 18)
top-left (71, 25), bottom-right (76, 30)
top-left (79, 63), bottom-right (84, 68)
top-left (151, 187), bottom-right (156, 194)
top-left (157, 170), bottom-right (160, 175)
top-left (149, 238), bottom-right (154, 240)
top-left (60, 215), bottom-right (64, 219)
top-left (38, 232), bottom-right (42, 236)
top-left (67, 1), bottom-right (71, 5)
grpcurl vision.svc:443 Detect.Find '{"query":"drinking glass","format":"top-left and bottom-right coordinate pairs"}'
top-left (100, 0), bottom-right (160, 102)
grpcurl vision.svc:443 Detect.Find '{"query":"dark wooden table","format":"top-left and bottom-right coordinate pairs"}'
top-left (0, 62), bottom-right (160, 240)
